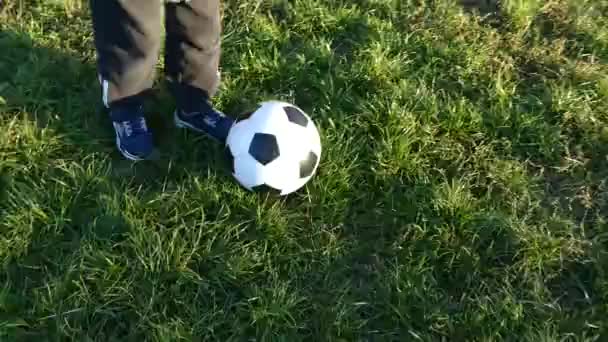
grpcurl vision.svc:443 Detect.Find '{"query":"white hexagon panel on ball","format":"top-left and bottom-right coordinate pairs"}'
top-left (225, 101), bottom-right (322, 196)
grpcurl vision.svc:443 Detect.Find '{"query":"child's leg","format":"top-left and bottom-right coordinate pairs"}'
top-left (89, 0), bottom-right (162, 107)
top-left (164, 0), bottom-right (222, 107)
top-left (165, 0), bottom-right (233, 144)
top-left (89, 0), bottom-right (160, 160)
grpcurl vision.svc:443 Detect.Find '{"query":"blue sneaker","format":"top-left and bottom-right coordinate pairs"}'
top-left (174, 100), bottom-right (234, 144)
top-left (109, 103), bottom-right (155, 161)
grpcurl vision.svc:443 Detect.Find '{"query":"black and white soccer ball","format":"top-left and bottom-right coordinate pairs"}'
top-left (225, 101), bottom-right (322, 196)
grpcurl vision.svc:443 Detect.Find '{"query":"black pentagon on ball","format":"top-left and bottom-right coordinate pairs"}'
top-left (299, 151), bottom-right (319, 178)
top-left (249, 133), bottom-right (280, 165)
top-left (284, 105), bottom-right (309, 127)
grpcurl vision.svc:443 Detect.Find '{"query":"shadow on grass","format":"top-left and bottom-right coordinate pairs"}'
top-left (268, 1), bottom-right (605, 338)
top-left (432, 3), bottom-right (606, 330)
top-left (0, 27), bottom-right (241, 339)
top-left (217, 8), bottom-right (376, 117)
top-left (251, 20), bottom-right (525, 336)
top-left (0, 18), bottom-right (397, 339)
top-left (0, 28), bottom-right (125, 338)
top-left (0, 29), bottom-right (187, 181)
top-left (2, 1), bottom-right (605, 339)
top-left (427, 0), bottom-right (608, 220)
top-left (314, 180), bottom-right (523, 339)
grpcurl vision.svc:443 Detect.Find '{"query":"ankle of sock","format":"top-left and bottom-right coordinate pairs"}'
top-left (109, 96), bottom-right (143, 112)
top-left (169, 82), bottom-right (211, 113)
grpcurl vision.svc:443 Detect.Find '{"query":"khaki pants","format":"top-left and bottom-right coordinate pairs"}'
top-left (90, 0), bottom-right (221, 109)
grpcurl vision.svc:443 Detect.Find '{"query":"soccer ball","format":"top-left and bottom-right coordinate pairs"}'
top-left (225, 100), bottom-right (322, 196)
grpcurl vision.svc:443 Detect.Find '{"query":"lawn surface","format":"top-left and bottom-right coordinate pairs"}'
top-left (1, 0), bottom-right (608, 340)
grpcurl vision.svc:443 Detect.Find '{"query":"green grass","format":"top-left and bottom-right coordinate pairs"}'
top-left (1, 0), bottom-right (608, 340)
